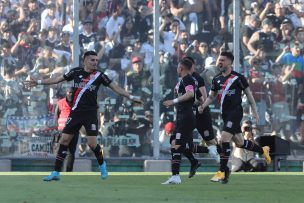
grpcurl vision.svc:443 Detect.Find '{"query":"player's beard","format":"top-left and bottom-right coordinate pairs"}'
top-left (87, 66), bottom-right (97, 72)
top-left (219, 65), bottom-right (227, 73)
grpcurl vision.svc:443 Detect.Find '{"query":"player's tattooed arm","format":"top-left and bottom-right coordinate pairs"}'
top-left (244, 87), bottom-right (260, 124)
top-left (198, 90), bottom-right (217, 113)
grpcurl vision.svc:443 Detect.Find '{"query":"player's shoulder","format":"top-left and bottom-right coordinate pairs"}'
top-left (213, 72), bottom-right (222, 80)
top-left (184, 73), bottom-right (195, 81)
top-left (66, 67), bottom-right (83, 74)
top-left (232, 70), bottom-right (245, 78)
top-left (192, 71), bottom-right (202, 79)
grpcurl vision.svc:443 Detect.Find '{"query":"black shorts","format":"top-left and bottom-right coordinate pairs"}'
top-left (62, 110), bottom-right (99, 136)
top-left (170, 113), bottom-right (195, 147)
top-left (195, 106), bottom-right (215, 141)
top-left (222, 109), bottom-right (243, 135)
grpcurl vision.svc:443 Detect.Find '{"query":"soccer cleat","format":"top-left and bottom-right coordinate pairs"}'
top-left (210, 171), bottom-right (225, 182)
top-left (99, 161), bottom-right (108, 180)
top-left (43, 171), bottom-right (60, 181)
top-left (161, 175), bottom-right (181, 185)
top-left (220, 167), bottom-right (231, 184)
top-left (208, 145), bottom-right (220, 163)
top-left (188, 160), bottom-right (201, 178)
top-left (262, 146), bottom-right (272, 165)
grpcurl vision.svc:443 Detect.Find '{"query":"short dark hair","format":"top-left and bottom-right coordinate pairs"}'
top-left (83, 51), bottom-right (97, 60)
top-left (179, 58), bottom-right (193, 70)
top-left (220, 51), bottom-right (234, 63)
top-left (182, 56), bottom-right (195, 65)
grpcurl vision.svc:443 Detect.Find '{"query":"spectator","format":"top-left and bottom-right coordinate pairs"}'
top-left (79, 19), bottom-right (97, 56)
top-left (31, 46), bottom-right (56, 80)
top-left (196, 41), bottom-right (210, 70)
top-left (294, 27), bottom-right (304, 43)
top-left (247, 17), bottom-right (276, 59)
top-left (28, 0), bottom-right (40, 19)
top-left (126, 56), bottom-right (152, 112)
top-left (46, 26), bottom-right (59, 48)
top-left (55, 32), bottom-right (72, 53)
top-left (40, 2), bottom-right (61, 31)
top-left (106, 4), bottom-right (124, 42)
top-left (159, 121), bottom-right (174, 155)
top-left (133, 4), bottom-right (153, 42)
top-left (241, 14), bottom-right (260, 57)
top-left (265, 63), bottom-right (293, 140)
top-left (276, 41), bottom-right (304, 79)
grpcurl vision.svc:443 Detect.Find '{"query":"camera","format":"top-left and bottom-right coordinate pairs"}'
top-left (244, 126), bottom-right (252, 132)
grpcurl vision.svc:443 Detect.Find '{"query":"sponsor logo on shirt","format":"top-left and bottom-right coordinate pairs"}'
top-left (74, 82), bottom-right (97, 91)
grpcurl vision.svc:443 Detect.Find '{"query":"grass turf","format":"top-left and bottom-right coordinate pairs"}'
top-left (0, 172), bottom-right (303, 203)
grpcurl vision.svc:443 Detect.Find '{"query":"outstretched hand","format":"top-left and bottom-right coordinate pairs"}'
top-left (23, 79), bottom-right (38, 89)
top-left (132, 97), bottom-right (144, 104)
top-left (129, 95), bottom-right (143, 104)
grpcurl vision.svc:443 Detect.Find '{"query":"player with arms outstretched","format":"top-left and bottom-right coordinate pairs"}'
top-left (24, 51), bottom-right (142, 181)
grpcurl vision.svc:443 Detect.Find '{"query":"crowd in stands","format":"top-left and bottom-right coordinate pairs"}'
top-left (1, 0), bottom-right (304, 158)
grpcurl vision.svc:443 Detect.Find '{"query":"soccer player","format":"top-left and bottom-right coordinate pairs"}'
top-left (184, 56), bottom-right (220, 166)
top-left (24, 51), bottom-right (142, 181)
top-left (162, 58), bottom-right (196, 185)
top-left (198, 51), bottom-right (271, 184)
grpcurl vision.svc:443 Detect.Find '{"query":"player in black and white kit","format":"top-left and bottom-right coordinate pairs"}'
top-left (199, 52), bottom-right (272, 184)
top-left (183, 57), bottom-right (220, 166)
top-left (24, 51), bottom-right (142, 181)
top-left (161, 58), bottom-right (197, 185)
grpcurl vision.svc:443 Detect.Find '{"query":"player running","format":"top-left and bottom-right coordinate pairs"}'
top-left (199, 51), bottom-right (271, 184)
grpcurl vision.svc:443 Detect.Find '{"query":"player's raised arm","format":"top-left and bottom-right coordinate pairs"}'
top-left (163, 89), bottom-right (194, 107)
top-left (23, 75), bottom-right (66, 88)
top-left (108, 81), bottom-right (143, 104)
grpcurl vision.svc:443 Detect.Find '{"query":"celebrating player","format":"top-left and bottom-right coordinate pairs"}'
top-left (24, 51), bottom-right (142, 181)
top-left (199, 51), bottom-right (271, 184)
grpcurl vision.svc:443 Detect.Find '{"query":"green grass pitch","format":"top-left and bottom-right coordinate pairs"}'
top-left (0, 172), bottom-right (303, 203)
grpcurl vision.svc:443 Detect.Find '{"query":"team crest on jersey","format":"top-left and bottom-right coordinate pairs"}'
top-left (226, 89), bottom-right (235, 96)
top-left (226, 121), bottom-right (233, 128)
top-left (91, 124), bottom-right (96, 131)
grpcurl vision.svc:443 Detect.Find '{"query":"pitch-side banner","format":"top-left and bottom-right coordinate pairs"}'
top-left (19, 136), bottom-right (54, 157)
top-left (6, 114), bottom-right (57, 135)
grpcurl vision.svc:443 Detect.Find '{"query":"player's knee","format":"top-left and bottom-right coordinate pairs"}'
top-left (88, 143), bottom-right (97, 150)
top-left (235, 141), bottom-right (244, 148)
top-left (174, 144), bottom-right (186, 153)
top-left (206, 139), bottom-right (217, 146)
top-left (59, 138), bottom-right (70, 146)
top-left (170, 139), bottom-right (176, 147)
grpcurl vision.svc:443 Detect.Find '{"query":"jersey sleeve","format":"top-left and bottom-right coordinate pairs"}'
top-left (210, 77), bottom-right (219, 92)
top-left (182, 75), bottom-right (195, 92)
top-left (238, 74), bottom-right (249, 90)
top-left (63, 68), bottom-right (77, 81)
top-left (100, 72), bottom-right (112, 86)
top-left (193, 72), bottom-right (205, 88)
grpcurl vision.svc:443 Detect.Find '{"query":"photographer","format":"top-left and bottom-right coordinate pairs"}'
top-left (231, 120), bottom-right (265, 172)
